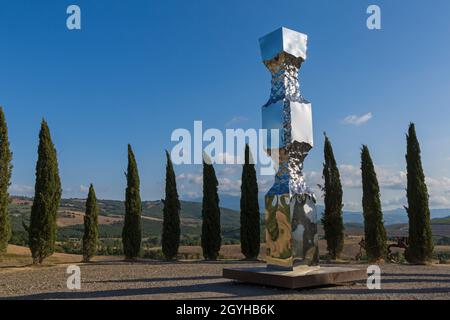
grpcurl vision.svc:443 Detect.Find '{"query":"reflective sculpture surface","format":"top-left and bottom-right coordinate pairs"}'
top-left (260, 27), bottom-right (319, 270)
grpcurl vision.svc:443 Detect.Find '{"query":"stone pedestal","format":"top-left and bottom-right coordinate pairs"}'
top-left (223, 266), bottom-right (367, 289)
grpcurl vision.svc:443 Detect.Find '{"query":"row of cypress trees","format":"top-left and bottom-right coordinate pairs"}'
top-left (0, 109), bottom-right (96, 263)
top-left (95, 144), bottom-right (259, 262)
top-left (161, 145), bottom-right (260, 261)
top-left (82, 144), bottom-right (259, 262)
top-left (0, 112), bottom-right (92, 264)
top-left (321, 123), bottom-right (434, 264)
top-left (24, 120), bottom-right (62, 264)
top-left (120, 144), bottom-right (259, 262)
top-left (321, 134), bottom-right (345, 260)
top-left (360, 145), bottom-right (387, 261)
top-left (0, 106), bottom-right (144, 263)
top-left (1, 105), bottom-right (431, 264)
top-left (0, 104), bottom-right (259, 262)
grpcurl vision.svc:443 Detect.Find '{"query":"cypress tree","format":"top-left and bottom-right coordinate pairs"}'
top-left (26, 120), bottom-right (62, 264)
top-left (201, 154), bottom-right (221, 260)
top-left (321, 134), bottom-right (344, 260)
top-left (122, 144), bottom-right (142, 260)
top-left (240, 144), bottom-right (260, 260)
top-left (404, 123), bottom-right (433, 263)
top-left (361, 145), bottom-right (387, 262)
top-left (82, 184), bottom-right (99, 262)
top-left (0, 107), bottom-right (12, 256)
top-left (162, 150), bottom-right (180, 260)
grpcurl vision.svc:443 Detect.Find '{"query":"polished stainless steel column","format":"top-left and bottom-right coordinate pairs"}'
top-left (260, 27), bottom-right (319, 270)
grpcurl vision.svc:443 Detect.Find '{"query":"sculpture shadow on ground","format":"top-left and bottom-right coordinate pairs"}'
top-left (5, 279), bottom-right (450, 300)
top-left (382, 272), bottom-right (450, 278)
top-left (85, 275), bottom-right (223, 284)
top-left (2, 281), bottom-right (285, 300)
top-left (302, 286), bottom-right (450, 296)
top-left (3, 261), bottom-right (450, 300)
top-left (380, 277), bottom-right (450, 284)
top-left (85, 259), bottom-right (260, 266)
top-left (5, 272), bottom-right (450, 300)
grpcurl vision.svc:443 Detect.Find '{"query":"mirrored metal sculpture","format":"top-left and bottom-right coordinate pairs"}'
top-left (260, 27), bottom-right (319, 270)
top-left (223, 27), bottom-right (366, 288)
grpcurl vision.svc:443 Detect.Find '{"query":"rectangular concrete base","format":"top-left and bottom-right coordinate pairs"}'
top-left (223, 266), bottom-right (367, 289)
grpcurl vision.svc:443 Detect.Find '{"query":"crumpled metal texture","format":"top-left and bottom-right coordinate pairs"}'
top-left (263, 52), bottom-right (305, 107)
top-left (267, 148), bottom-right (290, 196)
top-left (288, 141), bottom-right (314, 197)
top-left (262, 52), bottom-right (312, 197)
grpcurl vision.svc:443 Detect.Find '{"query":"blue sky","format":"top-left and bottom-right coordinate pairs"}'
top-left (1, 0), bottom-right (450, 211)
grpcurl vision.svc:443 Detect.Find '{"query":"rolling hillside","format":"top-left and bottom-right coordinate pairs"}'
top-left (8, 196), bottom-right (240, 242)
top-left (188, 194), bottom-right (450, 225)
top-left (8, 196), bottom-right (450, 244)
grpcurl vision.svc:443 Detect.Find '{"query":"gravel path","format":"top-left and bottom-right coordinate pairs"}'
top-left (1, 261), bottom-right (450, 300)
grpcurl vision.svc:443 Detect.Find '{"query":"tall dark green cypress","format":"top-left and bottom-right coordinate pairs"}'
top-left (321, 134), bottom-right (344, 260)
top-left (361, 145), bottom-right (387, 262)
top-left (240, 144), bottom-right (260, 260)
top-left (404, 123), bottom-right (433, 263)
top-left (26, 120), bottom-right (62, 264)
top-left (0, 107), bottom-right (12, 256)
top-left (162, 150), bottom-right (180, 260)
top-left (201, 154), bottom-right (221, 260)
top-left (122, 144), bottom-right (142, 260)
top-left (82, 184), bottom-right (99, 262)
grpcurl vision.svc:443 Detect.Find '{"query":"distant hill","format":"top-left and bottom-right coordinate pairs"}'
top-left (8, 196), bottom-right (240, 241)
top-left (184, 193), bottom-right (450, 240)
top-left (186, 194), bottom-right (450, 225)
top-left (432, 216), bottom-right (450, 224)
top-left (9, 196), bottom-right (450, 242)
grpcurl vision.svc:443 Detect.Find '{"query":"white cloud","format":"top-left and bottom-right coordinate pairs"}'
top-left (343, 201), bottom-right (362, 212)
top-left (177, 167), bottom-right (244, 198)
top-left (428, 195), bottom-right (450, 208)
top-left (342, 112), bottom-right (373, 126)
top-left (375, 167), bottom-right (407, 190)
top-left (337, 164), bottom-right (450, 209)
top-left (426, 176), bottom-right (450, 190)
top-left (216, 152), bottom-right (243, 164)
top-left (175, 161), bottom-right (450, 210)
top-left (309, 164), bottom-right (406, 210)
top-left (177, 172), bottom-right (203, 186)
top-left (79, 185), bottom-right (90, 193)
top-left (221, 165), bottom-right (241, 175)
top-left (218, 177), bottom-right (241, 196)
top-left (382, 196), bottom-right (406, 209)
top-left (177, 172), bottom-right (203, 199)
top-left (338, 165), bottom-right (362, 188)
top-left (225, 116), bottom-right (248, 127)
top-left (182, 191), bottom-right (201, 199)
top-left (381, 189), bottom-right (450, 210)
top-left (9, 184), bottom-right (34, 197)
top-left (334, 164), bottom-right (406, 190)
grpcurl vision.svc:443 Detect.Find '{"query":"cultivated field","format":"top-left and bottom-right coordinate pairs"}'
top-left (0, 245), bottom-right (121, 269)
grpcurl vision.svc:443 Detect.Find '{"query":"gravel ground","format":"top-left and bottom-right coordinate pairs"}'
top-left (1, 260), bottom-right (450, 300)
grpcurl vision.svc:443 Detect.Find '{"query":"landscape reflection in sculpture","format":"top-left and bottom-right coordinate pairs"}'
top-left (260, 27), bottom-right (319, 270)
